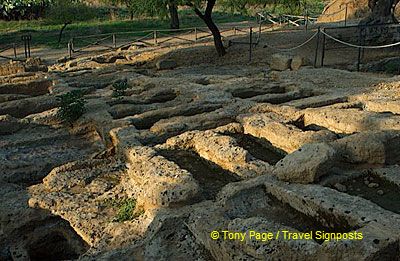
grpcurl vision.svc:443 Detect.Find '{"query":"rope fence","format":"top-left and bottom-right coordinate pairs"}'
top-left (320, 30), bottom-right (400, 49)
top-left (263, 30), bottom-right (319, 52)
top-left (1, 11), bottom-right (399, 72)
top-left (66, 22), bottom-right (400, 71)
top-left (0, 36), bottom-right (32, 61)
top-left (256, 23), bottom-right (400, 71)
top-left (67, 25), bottom-right (271, 59)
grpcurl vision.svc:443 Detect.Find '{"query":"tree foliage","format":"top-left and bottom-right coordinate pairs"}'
top-left (362, 0), bottom-right (400, 24)
top-left (46, 0), bottom-right (96, 43)
top-left (0, 0), bottom-right (49, 20)
top-left (219, 0), bottom-right (324, 16)
top-left (121, 0), bottom-right (225, 55)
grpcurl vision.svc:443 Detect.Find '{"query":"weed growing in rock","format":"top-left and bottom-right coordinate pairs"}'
top-left (56, 90), bottom-right (86, 125)
top-left (112, 79), bottom-right (129, 97)
top-left (104, 197), bottom-right (143, 222)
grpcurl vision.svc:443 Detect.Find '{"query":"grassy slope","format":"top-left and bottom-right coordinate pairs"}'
top-left (0, 10), bottom-right (251, 49)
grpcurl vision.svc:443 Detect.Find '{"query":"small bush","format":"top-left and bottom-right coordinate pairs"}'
top-left (104, 197), bottom-right (143, 222)
top-left (46, 0), bottom-right (97, 44)
top-left (0, 0), bottom-right (49, 20)
top-left (384, 61), bottom-right (400, 74)
top-left (56, 90), bottom-right (86, 125)
top-left (46, 0), bottom-right (97, 25)
top-left (112, 78), bottom-right (129, 97)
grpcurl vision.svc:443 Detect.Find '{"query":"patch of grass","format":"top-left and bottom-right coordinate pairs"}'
top-left (112, 78), bottom-right (129, 97)
top-left (104, 197), bottom-right (143, 222)
top-left (56, 90), bottom-right (86, 125)
top-left (0, 11), bottom-right (251, 49)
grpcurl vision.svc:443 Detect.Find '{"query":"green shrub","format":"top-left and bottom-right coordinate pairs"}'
top-left (0, 0), bottom-right (49, 20)
top-left (56, 90), bottom-right (86, 125)
top-left (104, 197), bottom-right (143, 222)
top-left (384, 60), bottom-right (400, 74)
top-left (112, 78), bottom-right (129, 97)
top-left (46, 0), bottom-right (97, 44)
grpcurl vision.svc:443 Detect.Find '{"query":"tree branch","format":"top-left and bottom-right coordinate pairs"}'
top-left (205, 0), bottom-right (216, 17)
top-left (193, 7), bottom-right (204, 19)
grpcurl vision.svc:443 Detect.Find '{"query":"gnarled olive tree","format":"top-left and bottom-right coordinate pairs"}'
top-left (362, 0), bottom-right (400, 24)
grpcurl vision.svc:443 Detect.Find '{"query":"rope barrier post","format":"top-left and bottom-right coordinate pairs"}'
top-left (305, 9), bottom-right (309, 31)
top-left (321, 28), bottom-right (326, 67)
top-left (357, 27), bottom-right (363, 72)
top-left (22, 36), bottom-right (28, 59)
top-left (154, 30), bottom-right (158, 45)
top-left (22, 37), bottom-right (26, 58)
top-left (344, 3), bottom-right (348, 26)
top-left (71, 37), bottom-right (75, 53)
top-left (28, 35), bottom-right (31, 58)
top-left (68, 40), bottom-right (72, 59)
top-left (13, 43), bottom-right (16, 59)
top-left (234, 27), bottom-right (237, 36)
top-left (249, 27), bottom-right (253, 63)
top-left (195, 28), bottom-right (198, 42)
top-left (314, 27), bottom-right (321, 68)
top-left (112, 34), bottom-right (116, 48)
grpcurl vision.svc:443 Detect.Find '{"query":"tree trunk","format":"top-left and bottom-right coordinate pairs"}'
top-left (193, 0), bottom-right (226, 57)
top-left (201, 15), bottom-right (226, 57)
top-left (168, 2), bottom-right (180, 29)
top-left (361, 0), bottom-right (399, 24)
top-left (58, 22), bottom-right (71, 44)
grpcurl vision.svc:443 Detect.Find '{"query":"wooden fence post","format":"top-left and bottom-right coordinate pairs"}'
top-left (249, 27), bottom-right (253, 62)
top-left (154, 31), bottom-right (158, 45)
top-left (71, 37), bottom-right (75, 52)
top-left (357, 27), bottom-right (363, 71)
top-left (13, 43), bottom-right (17, 59)
top-left (321, 28), bottom-right (326, 67)
top-left (305, 9), bottom-right (309, 31)
top-left (314, 27), bottom-right (321, 68)
top-left (68, 41), bottom-right (72, 59)
top-left (23, 36), bottom-right (28, 58)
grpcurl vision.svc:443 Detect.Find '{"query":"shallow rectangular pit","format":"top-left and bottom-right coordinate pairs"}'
top-left (288, 117), bottom-right (328, 132)
top-left (288, 117), bottom-right (348, 138)
top-left (157, 149), bottom-right (240, 201)
top-left (246, 188), bottom-right (359, 244)
top-left (251, 91), bottom-right (314, 105)
top-left (145, 91), bottom-right (177, 104)
top-left (231, 86), bottom-right (285, 99)
top-left (227, 133), bottom-right (286, 165)
top-left (132, 105), bottom-right (222, 130)
top-left (331, 173), bottom-right (400, 214)
top-left (288, 96), bottom-right (348, 109)
top-left (141, 118), bottom-right (236, 146)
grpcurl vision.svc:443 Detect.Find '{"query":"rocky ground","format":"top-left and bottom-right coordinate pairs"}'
top-left (1, 38), bottom-right (400, 260)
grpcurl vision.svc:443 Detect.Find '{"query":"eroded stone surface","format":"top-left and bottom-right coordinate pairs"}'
top-left (273, 143), bottom-right (337, 183)
top-left (1, 50), bottom-right (400, 260)
top-left (127, 146), bottom-right (200, 208)
top-left (239, 113), bottom-right (337, 153)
